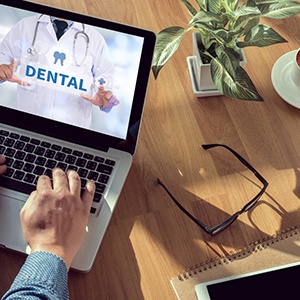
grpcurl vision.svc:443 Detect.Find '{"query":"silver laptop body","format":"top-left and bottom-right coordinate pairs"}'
top-left (0, 0), bottom-right (155, 272)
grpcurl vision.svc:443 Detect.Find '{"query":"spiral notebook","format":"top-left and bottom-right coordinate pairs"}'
top-left (171, 225), bottom-right (300, 300)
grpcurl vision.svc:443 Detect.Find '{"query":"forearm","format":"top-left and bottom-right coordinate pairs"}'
top-left (2, 251), bottom-right (69, 300)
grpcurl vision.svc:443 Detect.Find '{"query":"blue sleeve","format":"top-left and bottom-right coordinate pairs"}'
top-left (2, 251), bottom-right (69, 300)
top-left (99, 95), bottom-right (119, 113)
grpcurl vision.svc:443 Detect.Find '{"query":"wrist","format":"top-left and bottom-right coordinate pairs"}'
top-left (31, 245), bottom-right (73, 270)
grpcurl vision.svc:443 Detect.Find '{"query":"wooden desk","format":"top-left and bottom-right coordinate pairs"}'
top-left (1, 1), bottom-right (300, 299)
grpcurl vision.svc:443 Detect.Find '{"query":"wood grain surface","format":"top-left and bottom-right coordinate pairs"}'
top-left (1, 1), bottom-right (300, 299)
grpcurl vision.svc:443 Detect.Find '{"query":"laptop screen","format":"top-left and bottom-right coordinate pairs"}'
top-left (0, 0), bottom-right (155, 154)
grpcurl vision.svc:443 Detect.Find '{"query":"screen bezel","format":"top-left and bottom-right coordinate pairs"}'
top-left (0, 0), bottom-right (156, 154)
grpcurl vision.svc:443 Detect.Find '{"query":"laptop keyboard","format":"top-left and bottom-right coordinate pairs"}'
top-left (0, 129), bottom-right (116, 215)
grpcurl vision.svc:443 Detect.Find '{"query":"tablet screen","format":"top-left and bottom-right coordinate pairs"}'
top-left (195, 261), bottom-right (300, 299)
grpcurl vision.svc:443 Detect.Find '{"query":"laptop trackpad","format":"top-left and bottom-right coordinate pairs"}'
top-left (0, 195), bottom-right (27, 251)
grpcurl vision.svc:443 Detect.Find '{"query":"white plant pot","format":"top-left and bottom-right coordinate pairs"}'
top-left (188, 32), bottom-right (246, 97)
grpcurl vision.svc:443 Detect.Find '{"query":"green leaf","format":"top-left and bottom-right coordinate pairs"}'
top-left (190, 10), bottom-right (221, 25)
top-left (196, 0), bottom-right (207, 10)
top-left (258, 1), bottom-right (300, 19)
top-left (211, 28), bottom-right (244, 45)
top-left (181, 0), bottom-right (198, 16)
top-left (225, 4), bottom-right (261, 18)
top-left (152, 26), bottom-right (186, 79)
top-left (207, 0), bottom-right (224, 14)
top-left (215, 45), bottom-right (240, 80)
top-left (237, 24), bottom-right (287, 47)
top-left (210, 59), bottom-right (263, 101)
top-left (234, 16), bottom-right (260, 35)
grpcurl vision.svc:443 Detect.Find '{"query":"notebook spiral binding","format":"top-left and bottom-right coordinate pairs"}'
top-left (177, 224), bottom-right (300, 281)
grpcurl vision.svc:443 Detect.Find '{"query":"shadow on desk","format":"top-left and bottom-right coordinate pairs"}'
top-left (68, 216), bottom-right (144, 300)
top-left (145, 174), bottom-right (300, 276)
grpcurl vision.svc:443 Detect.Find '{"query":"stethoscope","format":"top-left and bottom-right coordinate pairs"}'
top-left (27, 15), bottom-right (90, 67)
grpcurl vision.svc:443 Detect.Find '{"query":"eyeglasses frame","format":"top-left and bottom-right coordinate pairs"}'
top-left (157, 143), bottom-right (269, 236)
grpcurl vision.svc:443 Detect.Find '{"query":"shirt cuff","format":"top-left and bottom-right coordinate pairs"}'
top-left (3, 251), bottom-right (69, 300)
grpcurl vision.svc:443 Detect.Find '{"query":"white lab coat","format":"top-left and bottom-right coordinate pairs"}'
top-left (0, 14), bottom-right (115, 128)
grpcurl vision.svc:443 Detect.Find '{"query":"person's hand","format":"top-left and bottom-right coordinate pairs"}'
top-left (0, 59), bottom-right (28, 86)
top-left (0, 156), bottom-right (7, 175)
top-left (20, 168), bottom-right (95, 270)
top-left (81, 85), bottom-right (120, 110)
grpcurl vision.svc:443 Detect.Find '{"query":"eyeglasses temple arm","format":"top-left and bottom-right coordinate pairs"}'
top-left (202, 144), bottom-right (268, 187)
top-left (157, 178), bottom-right (210, 232)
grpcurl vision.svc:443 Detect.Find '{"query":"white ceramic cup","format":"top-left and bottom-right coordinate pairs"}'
top-left (291, 48), bottom-right (300, 87)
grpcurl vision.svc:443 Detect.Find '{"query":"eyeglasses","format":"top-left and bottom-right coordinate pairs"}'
top-left (157, 144), bottom-right (269, 236)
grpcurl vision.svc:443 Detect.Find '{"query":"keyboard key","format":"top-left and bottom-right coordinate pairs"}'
top-left (15, 150), bottom-right (26, 160)
top-left (23, 163), bottom-right (34, 173)
top-left (105, 159), bottom-right (116, 166)
top-left (4, 138), bottom-right (15, 147)
top-left (33, 166), bottom-right (45, 176)
top-left (93, 193), bottom-right (102, 203)
top-left (96, 163), bottom-right (113, 175)
top-left (86, 161), bottom-right (97, 170)
top-left (9, 133), bottom-right (20, 139)
top-left (52, 144), bottom-right (62, 151)
top-left (99, 174), bottom-right (109, 184)
top-left (41, 141), bottom-right (51, 148)
top-left (96, 183), bottom-right (105, 194)
top-left (0, 146), bottom-right (5, 155)
top-left (5, 157), bottom-right (13, 167)
top-left (78, 168), bottom-right (88, 178)
top-left (25, 153), bottom-right (36, 163)
top-left (4, 168), bottom-right (14, 177)
top-left (30, 138), bottom-right (40, 145)
top-left (13, 170), bottom-right (25, 180)
top-left (45, 149), bottom-right (55, 158)
top-left (14, 141), bottom-right (25, 150)
top-left (83, 153), bottom-right (93, 160)
top-left (73, 150), bottom-right (83, 157)
top-left (4, 148), bottom-right (16, 157)
top-left (44, 169), bottom-right (53, 178)
top-left (62, 147), bottom-right (72, 154)
top-left (34, 146), bottom-right (46, 156)
top-left (20, 135), bottom-right (30, 142)
top-left (24, 174), bottom-right (36, 184)
top-left (57, 162), bottom-right (67, 171)
top-left (76, 158), bottom-right (87, 167)
top-left (65, 155), bottom-right (76, 164)
top-left (95, 156), bottom-right (105, 163)
top-left (12, 160), bottom-right (24, 170)
top-left (88, 171), bottom-right (98, 181)
top-left (81, 178), bottom-right (87, 188)
top-left (67, 165), bottom-right (78, 172)
top-left (46, 159), bottom-right (56, 168)
top-left (35, 157), bottom-right (47, 166)
top-left (0, 130), bottom-right (9, 136)
top-left (55, 152), bottom-right (66, 162)
top-left (24, 144), bottom-right (35, 153)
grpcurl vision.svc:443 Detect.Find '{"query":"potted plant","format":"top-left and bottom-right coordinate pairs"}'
top-left (152, 0), bottom-right (300, 101)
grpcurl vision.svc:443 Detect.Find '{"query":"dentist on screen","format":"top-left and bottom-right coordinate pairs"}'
top-left (0, 14), bottom-right (120, 128)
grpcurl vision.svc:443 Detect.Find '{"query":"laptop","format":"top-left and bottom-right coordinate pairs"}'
top-left (0, 0), bottom-right (155, 271)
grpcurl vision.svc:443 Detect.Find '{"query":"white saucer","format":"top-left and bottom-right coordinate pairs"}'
top-left (187, 56), bottom-right (223, 97)
top-left (271, 50), bottom-right (300, 108)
